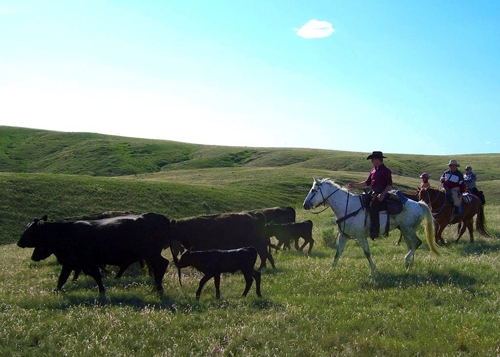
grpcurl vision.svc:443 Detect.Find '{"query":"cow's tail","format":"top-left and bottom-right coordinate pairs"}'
top-left (475, 203), bottom-right (490, 238)
top-left (419, 201), bottom-right (439, 256)
top-left (169, 243), bottom-right (182, 286)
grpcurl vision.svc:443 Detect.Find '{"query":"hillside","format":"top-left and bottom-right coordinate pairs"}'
top-left (2, 126), bottom-right (500, 180)
top-left (2, 126), bottom-right (499, 245)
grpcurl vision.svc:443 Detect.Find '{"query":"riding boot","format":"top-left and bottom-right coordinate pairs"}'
top-left (369, 198), bottom-right (380, 239)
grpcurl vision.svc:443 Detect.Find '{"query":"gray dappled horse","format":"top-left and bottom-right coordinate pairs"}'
top-left (303, 178), bottom-right (439, 274)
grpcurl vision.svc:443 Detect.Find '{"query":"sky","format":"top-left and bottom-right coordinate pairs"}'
top-left (1, 1), bottom-right (499, 155)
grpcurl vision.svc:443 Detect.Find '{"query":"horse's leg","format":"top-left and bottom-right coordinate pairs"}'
top-left (435, 221), bottom-right (446, 245)
top-left (455, 219), bottom-right (468, 243)
top-left (396, 228), bottom-right (403, 246)
top-left (400, 229), bottom-right (422, 270)
top-left (332, 233), bottom-right (348, 270)
top-left (467, 218), bottom-right (474, 243)
top-left (356, 236), bottom-right (376, 275)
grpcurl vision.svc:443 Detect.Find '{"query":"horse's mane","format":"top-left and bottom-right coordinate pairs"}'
top-left (422, 187), bottom-right (443, 195)
top-left (320, 178), bottom-right (356, 196)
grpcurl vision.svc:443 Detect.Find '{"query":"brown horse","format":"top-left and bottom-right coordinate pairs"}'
top-left (418, 187), bottom-right (489, 244)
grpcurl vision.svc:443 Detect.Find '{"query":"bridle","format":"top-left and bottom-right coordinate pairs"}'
top-left (421, 188), bottom-right (447, 215)
top-left (307, 182), bottom-right (363, 233)
top-left (307, 183), bottom-right (341, 214)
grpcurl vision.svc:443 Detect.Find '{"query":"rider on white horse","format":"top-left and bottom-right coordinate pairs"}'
top-left (347, 151), bottom-right (393, 240)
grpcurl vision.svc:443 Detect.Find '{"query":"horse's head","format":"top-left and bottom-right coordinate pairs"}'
top-left (303, 178), bottom-right (341, 210)
top-left (418, 187), bottom-right (441, 205)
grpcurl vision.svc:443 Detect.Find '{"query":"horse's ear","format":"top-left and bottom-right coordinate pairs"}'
top-left (41, 215), bottom-right (48, 221)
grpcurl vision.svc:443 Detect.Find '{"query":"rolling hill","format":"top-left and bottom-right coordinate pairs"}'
top-left (1, 125), bottom-right (499, 245)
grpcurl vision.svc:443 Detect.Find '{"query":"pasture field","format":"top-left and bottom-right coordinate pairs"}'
top-left (2, 126), bottom-right (500, 356)
top-left (2, 206), bottom-right (500, 356)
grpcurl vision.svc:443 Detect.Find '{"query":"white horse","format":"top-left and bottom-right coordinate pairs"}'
top-left (303, 178), bottom-right (439, 274)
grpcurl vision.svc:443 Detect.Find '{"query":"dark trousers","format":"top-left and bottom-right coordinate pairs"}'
top-left (369, 197), bottom-right (381, 239)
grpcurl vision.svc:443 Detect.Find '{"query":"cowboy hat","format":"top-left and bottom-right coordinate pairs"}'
top-left (448, 159), bottom-right (460, 167)
top-left (366, 151), bottom-right (386, 160)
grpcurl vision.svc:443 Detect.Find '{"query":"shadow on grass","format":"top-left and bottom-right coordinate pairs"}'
top-left (63, 294), bottom-right (281, 314)
top-left (454, 238), bottom-right (500, 256)
top-left (16, 271), bottom-right (281, 313)
top-left (369, 268), bottom-right (477, 292)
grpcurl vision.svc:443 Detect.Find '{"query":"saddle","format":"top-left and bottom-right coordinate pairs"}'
top-left (361, 190), bottom-right (404, 215)
top-left (444, 189), bottom-right (472, 205)
top-left (361, 190), bottom-right (404, 238)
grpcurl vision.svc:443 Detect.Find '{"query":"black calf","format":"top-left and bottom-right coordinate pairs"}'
top-left (173, 247), bottom-right (262, 299)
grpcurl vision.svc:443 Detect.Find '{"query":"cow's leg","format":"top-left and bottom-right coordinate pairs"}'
top-left (266, 251), bottom-right (276, 269)
top-left (306, 238), bottom-right (314, 256)
top-left (294, 236), bottom-right (300, 251)
top-left (72, 268), bottom-right (81, 281)
top-left (269, 242), bottom-right (280, 252)
top-left (258, 249), bottom-right (276, 270)
top-left (300, 235), bottom-right (314, 256)
top-left (86, 266), bottom-right (106, 294)
top-left (241, 271), bottom-right (254, 297)
top-left (114, 264), bottom-right (129, 279)
top-left (252, 269), bottom-right (262, 297)
top-left (148, 256), bottom-right (169, 293)
top-left (57, 265), bottom-right (73, 291)
top-left (196, 274), bottom-right (213, 300)
top-left (214, 274), bottom-right (222, 299)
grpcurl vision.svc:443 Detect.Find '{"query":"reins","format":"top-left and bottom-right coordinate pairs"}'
top-left (309, 183), bottom-right (363, 233)
top-left (423, 189), bottom-right (448, 216)
top-left (309, 186), bottom-right (341, 214)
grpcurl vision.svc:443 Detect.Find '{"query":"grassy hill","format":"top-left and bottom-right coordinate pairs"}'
top-left (2, 125), bottom-right (499, 245)
top-left (2, 126), bottom-right (500, 180)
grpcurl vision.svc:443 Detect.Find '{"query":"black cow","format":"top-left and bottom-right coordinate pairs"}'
top-left (248, 207), bottom-right (296, 252)
top-left (262, 220), bottom-right (314, 256)
top-left (170, 212), bottom-right (275, 270)
top-left (17, 212), bottom-right (171, 295)
top-left (248, 206), bottom-right (296, 225)
top-left (173, 247), bottom-right (262, 299)
top-left (61, 211), bottom-right (146, 280)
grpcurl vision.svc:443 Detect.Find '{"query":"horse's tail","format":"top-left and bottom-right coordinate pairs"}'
top-left (475, 203), bottom-right (490, 238)
top-left (418, 201), bottom-right (439, 256)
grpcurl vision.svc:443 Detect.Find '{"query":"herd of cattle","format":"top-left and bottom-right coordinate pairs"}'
top-left (17, 207), bottom-right (314, 299)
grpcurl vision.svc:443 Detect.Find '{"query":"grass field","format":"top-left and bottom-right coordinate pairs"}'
top-left (2, 126), bottom-right (500, 356)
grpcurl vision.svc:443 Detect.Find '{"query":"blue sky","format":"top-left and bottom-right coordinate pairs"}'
top-left (1, 1), bottom-right (499, 155)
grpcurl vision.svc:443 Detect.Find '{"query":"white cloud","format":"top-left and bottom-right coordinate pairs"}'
top-left (295, 20), bottom-right (335, 39)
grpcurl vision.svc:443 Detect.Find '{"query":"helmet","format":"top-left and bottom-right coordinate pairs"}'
top-left (465, 165), bottom-right (472, 170)
top-left (420, 172), bottom-right (429, 179)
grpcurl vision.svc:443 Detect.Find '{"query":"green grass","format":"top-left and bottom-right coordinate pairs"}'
top-left (2, 207), bottom-right (500, 356)
top-left (2, 126), bottom-right (500, 355)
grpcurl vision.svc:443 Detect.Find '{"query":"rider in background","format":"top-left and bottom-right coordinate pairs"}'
top-left (348, 151), bottom-right (393, 239)
top-left (440, 159), bottom-right (465, 216)
top-left (420, 172), bottom-right (430, 189)
top-left (464, 165), bottom-right (479, 196)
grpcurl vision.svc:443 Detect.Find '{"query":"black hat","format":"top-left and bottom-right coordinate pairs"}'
top-left (366, 151), bottom-right (386, 160)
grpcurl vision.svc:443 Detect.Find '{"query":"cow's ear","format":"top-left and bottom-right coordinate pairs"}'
top-left (41, 215), bottom-right (48, 221)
